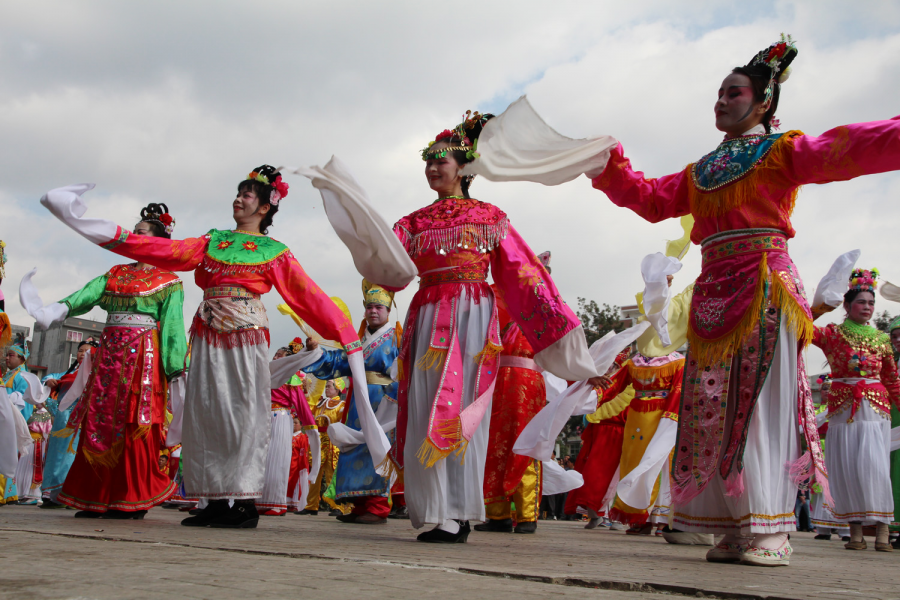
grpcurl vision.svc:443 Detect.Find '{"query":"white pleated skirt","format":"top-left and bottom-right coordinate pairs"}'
top-left (182, 337), bottom-right (270, 498)
top-left (673, 325), bottom-right (800, 535)
top-left (404, 293), bottom-right (494, 529)
top-left (14, 439), bottom-right (46, 501)
top-left (824, 400), bottom-right (893, 524)
top-left (259, 409), bottom-right (293, 511)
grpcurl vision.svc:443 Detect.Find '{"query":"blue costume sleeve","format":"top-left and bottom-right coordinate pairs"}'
top-left (303, 347), bottom-right (352, 380)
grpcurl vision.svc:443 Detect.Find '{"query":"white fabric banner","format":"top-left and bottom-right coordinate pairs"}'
top-left (40, 184), bottom-right (118, 246)
top-left (280, 158), bottom-right (418, 291)
top-left (541, 458), bottom-right (584, 496)
top-left (640, 253), bottom-right (683, 347)
top-left (513, 321), bottom-right (651, 461)
top-left (813, 249), bottom-right (860, 310)
top-left (19, 268), bottom-right (69, 331)
top-left (59, 351), bottom-right (93, 412)
top-left (165, 375), bottom-right (186, 447)
top-left (460, 96), bottom-right (618, 185)
top-left (615, 418), bottom-right (678, 509)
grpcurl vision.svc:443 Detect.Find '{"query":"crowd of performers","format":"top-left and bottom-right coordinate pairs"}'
top-left (2, 34), bottom-right (900, 567)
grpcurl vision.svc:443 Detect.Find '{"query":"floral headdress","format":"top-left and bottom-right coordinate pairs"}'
top-left (421, 110), bottom-right (490, 162)
top-left (246, 165), bottom-right (289, 206)
top-left (78, 336), bottom-right (100, 350)
top-left (286, 336), bottom-right (304, 356)
top-left (746, 33), bottom-right (798, 113)
top-left (140, 203), bottom-right (176, 236)
top-left (848, 268), bottom-right (879, 293)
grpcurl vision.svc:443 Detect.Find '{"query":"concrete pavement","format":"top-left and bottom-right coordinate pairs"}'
top-left (0, 505), bottom-right (897, 600)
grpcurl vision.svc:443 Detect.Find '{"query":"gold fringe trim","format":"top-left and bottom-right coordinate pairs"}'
top-left (473, 341), bottom-right (503, 365)
top-left (687, 131), bottom-right (802, 218)
top-left (628, 359), bottom-right (685, 381)
top-left (131, 425), bottom-right (151, 440)
top-left (416, 418), bottom-right (468, 468)
top-left (376, 454), bottom-right (404, 486)
top-left (103, 282), bottom-right (181, 309)
top-left (687, 254), bottom-right (814, 366)
top-left (771, 271), bottom-right (815, 349)
top-left (396, 358), bottom-right (405, 383)
top-left (587, 385), bottom-right (634, 423)
top-left (687, 253), bottom-right (769, 366)
top-left (52, 427), bottom-right (77, 439)
top-left (415, 347), bottom-right (447, 371)
top-left (82, 438), bottom-right (125, 470)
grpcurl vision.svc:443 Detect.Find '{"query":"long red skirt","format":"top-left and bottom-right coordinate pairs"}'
top-left (58, 424), bottom-right (175, 512)
top-left (564, 420), bottom-right (625, 515)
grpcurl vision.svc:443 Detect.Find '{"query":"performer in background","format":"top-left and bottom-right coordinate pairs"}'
top-left (287, 415), bottom-right (312, 514)
top-left (301, 379), bottom-right (347, 516)
top-left (813, 269), bottom-right (899, 552)
top-left (39, 166), bottom-right (367, 529)
top-left (302, 279), bottom-right (400, 525)
top-left (40, 338), bottom-right (99, 507)
top-left (2, 341), bottom-right (33, 505)
top-left (24, 204), bottom-right (187, 519)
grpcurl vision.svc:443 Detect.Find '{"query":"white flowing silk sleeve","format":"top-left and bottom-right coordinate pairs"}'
top-left (19, 269), bottom-right (69, 331)
top-left (306, 429), bottom-right (321, 485)
top-left (40, 184), bottom-right (118, 245)
top-left (165, 375), bottom-right (186, 447)
top-left (640, 253), bottom-right (684, 347)
top-left (541, 459), bottom-right (584, 496)
top-left (813, 249), bottom-right (861, 312)
top-left (513, 322), bottom-right (651, 461)
top-left (460, 96), bottom-right (618, 185)
top-left (20, 372), bottom-right (51, 406)
top-left (0, 388), bottom-right (28, 478)
top-left (58, 351), bottom-right (93, 412)
top-left (615, 417), bottom-right (678, 509)
top-left (280, 158), bottom-right (418, 290)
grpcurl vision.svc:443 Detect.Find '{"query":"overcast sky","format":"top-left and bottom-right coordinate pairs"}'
top-left (3, 0), bottom-right (899, 371)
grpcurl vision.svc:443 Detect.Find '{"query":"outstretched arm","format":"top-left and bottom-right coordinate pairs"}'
top-left (788, 117), bottom-right (900, 185)
top-left (41, 184), bottom-right (207, 272)
top-left (591, 143), bottom-right (692, 223)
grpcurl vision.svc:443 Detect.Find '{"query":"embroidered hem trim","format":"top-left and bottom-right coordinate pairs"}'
top-left (199, 250), bottom-right (290, 275)
top-left (400, 219), bottom-right (509, 258)
top-left (57, 482), bottom-right (176, 512)
top-left (628, 358), bottom-right (685, 381)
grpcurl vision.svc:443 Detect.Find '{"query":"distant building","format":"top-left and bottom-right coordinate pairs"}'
top-left (619, 304), bottom-right (640, 329)
top-left (29, 316), bottom-right (106, 378)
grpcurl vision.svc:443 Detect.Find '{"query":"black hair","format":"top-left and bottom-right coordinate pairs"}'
top-left (436, 114), bottom-right (494, 199)
top-left (730, 66), bottom-right (781, 134)
top-left (843, 288), bottom-right (875, 306)
top-left (139, 203), bottom-right (172, 238)
top-left (237, 164), bottom-right (281, 235)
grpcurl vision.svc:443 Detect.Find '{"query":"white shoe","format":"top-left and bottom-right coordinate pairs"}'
top-left (662, 531), bottom-right (715, 546)
top-left (741, 539), bottom-right (792, 567)
top-left (609, 522), bottom-right (626, 531)
top-left (706, 538), bottom-right (749, 563)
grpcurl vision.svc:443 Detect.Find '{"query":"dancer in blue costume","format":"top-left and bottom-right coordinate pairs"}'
top-left (2, 340), bottom-right (32, 505)
top-left (39, 337), bottom-right (100, 507)
top-left (302, 280), bottom-right (400, 524)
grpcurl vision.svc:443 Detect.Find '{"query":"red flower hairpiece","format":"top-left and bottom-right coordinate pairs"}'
top-left (434, 129), bottom-right (453, 142)
top-left (159, 214), bottom-right (173, 226)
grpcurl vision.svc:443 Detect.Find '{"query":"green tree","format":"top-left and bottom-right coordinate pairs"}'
top-left (576, 298), bottom-right (622, 346)
top-left (873, 310), bottom-right (894, 333)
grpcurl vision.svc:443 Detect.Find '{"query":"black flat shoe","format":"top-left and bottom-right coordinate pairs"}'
top-left (103, 510), bottom-right (146, 520)
top-left (474, 518), bottom-right (513, 533)
top-left (39, 500), bottom-right (66, 509)
top-left (74, 510), bottom-right (103, 519)
top-left (814, 534), bottom-right (831, 540)
top-left (388, 505), bottom-right (410, 519)
top-left (297, 509), bottom-right (318, 515)
top-left (417, 521), bottom-right (470, 544)
top-left (209, 502), bottom-right (259, 529)
top-left (328, 509), bottom-right (343, 517)
top-left (181, 500), bottom-right (229, 527)
top-left (336, 513), bottom-right (358, 523)
top-left (514, 521), bottom-right (537, 534)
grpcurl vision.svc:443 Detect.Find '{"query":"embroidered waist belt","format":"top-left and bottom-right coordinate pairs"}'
top-left (271, 403), bottom-right (291, 412)
top-left (498, 355), bottom-right (540, 372)
top-left (365, 371), bottom-right (394, 385)
top-left (827, 378), bottom-right (889, 421)
top-left (418, 267), bottom-right (488, 288)
top-left (203, 286), bottom-right (260, 300)
top-left (106, 312), bottom-right (157, 328)
top-left (634, 389), bottom-right (668, 398)
top-left (701, 230), bottom-right (789, 266)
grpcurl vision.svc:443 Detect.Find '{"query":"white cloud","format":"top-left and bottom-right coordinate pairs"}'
top-left (2, 0), bottom-right (899, 372)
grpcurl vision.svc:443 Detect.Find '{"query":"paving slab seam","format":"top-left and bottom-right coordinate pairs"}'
top-left (0, 527), bottom-right (804, 600)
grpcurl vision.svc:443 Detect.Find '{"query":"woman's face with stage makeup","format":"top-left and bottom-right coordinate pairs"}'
top-left (715, 73), bottom-right (764, 136)
top-left (425, 141), bottom-right (463, 196)
top-left (845, 291), bottom-right (875, 325)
